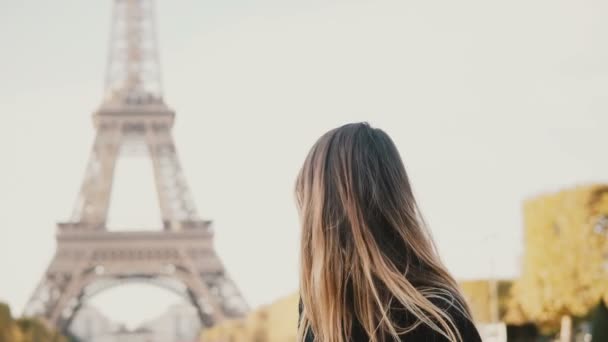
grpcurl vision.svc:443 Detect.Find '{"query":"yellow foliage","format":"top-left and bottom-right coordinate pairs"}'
top-left (201, 294), bottom-right (299, 342)
top-left (0, 303), bottom-right (23, 342)
top-left (460, 280), bottom-right (513, 324)
top-left (16, 318), bottom-right (67, 342)
top-left (506, 185), bottom-right (608, 332)
top-left (0, 303), bottom-right (65, 342)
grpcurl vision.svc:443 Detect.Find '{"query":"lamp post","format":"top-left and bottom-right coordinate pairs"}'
top-left (481, 232), bottom-right (500, 323)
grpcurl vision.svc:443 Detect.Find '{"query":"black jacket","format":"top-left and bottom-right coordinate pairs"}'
top-left (298, 297), bottom-right (482, 342)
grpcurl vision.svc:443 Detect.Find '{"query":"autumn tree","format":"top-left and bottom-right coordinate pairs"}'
top-left (17, 317), bottom-right (67, 342)
top-left (506, 185), bottom-right (608, 333)
top-left (0, 303), bottom-right (23, 342)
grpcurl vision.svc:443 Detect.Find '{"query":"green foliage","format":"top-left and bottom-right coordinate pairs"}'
top-left (591, 301), bottom-right (608, 342)
top-left (65, 332), bottom-right (82, 342)
top-left (0, 303), bottom-right (12, 326)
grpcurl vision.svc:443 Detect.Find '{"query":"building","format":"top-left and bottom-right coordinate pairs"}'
top-left (70, 302), bottom-right (201, 342)
top-left (70, 306), bottom-right (118, 341)
top-left (140, 303), bottom-right (202, 342)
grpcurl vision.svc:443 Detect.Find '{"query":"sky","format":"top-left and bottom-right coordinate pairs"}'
top-left (1, 0), bottom-right (608, 329)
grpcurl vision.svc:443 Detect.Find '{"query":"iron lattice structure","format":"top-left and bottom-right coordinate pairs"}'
top-left (24, 0), bottom-right (248, 331)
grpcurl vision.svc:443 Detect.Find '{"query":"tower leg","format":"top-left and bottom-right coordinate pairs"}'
top-left (176, 252), bottom-right (226, 327)
top-left (24, 256), bottom-right (90, 330)
top-left (48, 273), bottom-right (90, 329)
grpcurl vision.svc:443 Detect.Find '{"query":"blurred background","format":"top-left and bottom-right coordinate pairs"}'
top-left (1, 0), bottom-right (607, 341)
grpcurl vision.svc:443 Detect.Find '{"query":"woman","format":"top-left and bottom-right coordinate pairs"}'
top-left (295, 123), bottom-right (482, 342)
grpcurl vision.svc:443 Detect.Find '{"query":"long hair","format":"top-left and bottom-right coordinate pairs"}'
top-left (296, 122), bottom-right (472, 342)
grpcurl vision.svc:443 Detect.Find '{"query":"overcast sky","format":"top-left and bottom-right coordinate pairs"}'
top-left (1, 0), bottom-right (607, 329)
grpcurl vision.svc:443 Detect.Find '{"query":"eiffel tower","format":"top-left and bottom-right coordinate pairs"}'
top-left (24, 0), bottom-right (248, 332)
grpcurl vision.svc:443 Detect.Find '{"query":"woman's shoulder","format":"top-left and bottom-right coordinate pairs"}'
top-left (405, 294), bottom-right (482, 342)
top-left (298, 295), bottom-right (482, 342)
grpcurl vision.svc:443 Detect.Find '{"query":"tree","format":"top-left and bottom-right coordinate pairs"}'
top-left (506, 185), bottom-right (608, 333)
top-left (15, 316), bottom-right (67, 342)
top-left (0, 302), bottom-right (69, 342)
top-left (0, 303), bottom-right (23, 342)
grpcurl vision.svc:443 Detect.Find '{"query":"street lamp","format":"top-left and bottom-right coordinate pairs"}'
top-left (481, 232), bottom-right (500, 323)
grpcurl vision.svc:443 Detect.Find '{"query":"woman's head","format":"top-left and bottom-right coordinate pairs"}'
top-left (296, 122), bottom-right (470, 342)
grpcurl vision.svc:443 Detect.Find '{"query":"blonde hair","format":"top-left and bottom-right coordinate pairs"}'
top-left (296, 123), bottom-right (472, 342)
